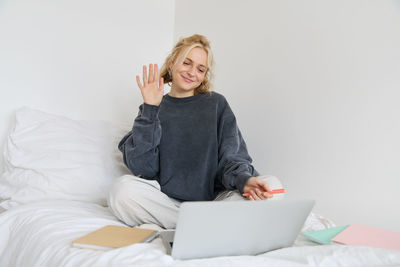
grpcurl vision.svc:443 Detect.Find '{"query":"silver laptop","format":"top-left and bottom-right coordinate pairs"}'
top-left (160, 199), bottom-right (314, 260)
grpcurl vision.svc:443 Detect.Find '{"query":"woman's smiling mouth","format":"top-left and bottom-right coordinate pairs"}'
top-left (182, 75), bottom-right (193, 83)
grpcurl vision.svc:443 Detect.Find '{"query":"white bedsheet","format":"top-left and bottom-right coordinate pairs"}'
top-left (0, 200), bottom-right (399, 267)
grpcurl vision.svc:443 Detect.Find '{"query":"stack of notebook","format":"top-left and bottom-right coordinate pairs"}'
top-left (302, 224), bottom-right (400, 251)
top-left (71, 225), bottom-right (159, 250)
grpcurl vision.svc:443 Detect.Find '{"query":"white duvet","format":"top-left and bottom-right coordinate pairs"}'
top-left (0, 200), bottom-right (399, 267)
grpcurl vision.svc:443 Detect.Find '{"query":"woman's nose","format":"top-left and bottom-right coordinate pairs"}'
top-left (187, 66), bottom-right (195, 76)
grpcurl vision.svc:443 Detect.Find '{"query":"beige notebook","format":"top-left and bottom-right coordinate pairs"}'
top-left (72, 225), bottom-right (159, 250)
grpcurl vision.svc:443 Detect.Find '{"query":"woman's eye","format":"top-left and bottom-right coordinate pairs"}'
top-left (183, 62), bottom-right (190, 65)
top-left (198, 69), bottom-right (205, 73)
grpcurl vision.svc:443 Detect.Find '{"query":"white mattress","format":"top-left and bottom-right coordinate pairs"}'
top-left (0, 200), bottom-right (399, 267)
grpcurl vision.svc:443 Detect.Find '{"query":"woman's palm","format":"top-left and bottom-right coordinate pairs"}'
top-left (136, 63), bottom-right (164, 106)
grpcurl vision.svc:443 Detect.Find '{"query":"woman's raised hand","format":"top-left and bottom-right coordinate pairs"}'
top-left (136, 64), bottom-right (164, 106)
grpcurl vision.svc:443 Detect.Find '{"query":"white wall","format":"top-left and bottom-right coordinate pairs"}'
top-left (175, 0), bottom-right (400, 231)
top-left (0, 0), bottom-right (175, 173)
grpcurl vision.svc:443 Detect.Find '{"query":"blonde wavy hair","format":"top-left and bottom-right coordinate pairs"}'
top-left (160, 34), bottom-right (214, 95)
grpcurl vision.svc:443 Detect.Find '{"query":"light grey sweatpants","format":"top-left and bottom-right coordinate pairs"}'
top-left (107, 174), bottom-right (283, 229)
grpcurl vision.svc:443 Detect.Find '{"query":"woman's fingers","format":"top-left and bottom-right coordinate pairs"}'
top-left (159, 77), bottom-right (164, 91)
top-left (136, 63), bottom-right (163, 106)
top-left (136, 75), bottom-right (143, 90)
top-left (142, 65), bottom-right (148, 86)
top-left (139, 63), bottom-right (163, 91)
top-left (257, 179), bottom-right (271, 193)
top-left (256, 179), bottom-right (273, 198)
top-left (244, 187), bottom-right (271, 201)
top-left (141, 64), bottom-right (161, 85)
top-left (249, 190), bottom-right (261, 201)
top-left (255, 188), bottom-right (266, 200)
top-left (148, 64), bottom-right (154, 83)
top-left (154, 64), bottom-right (158, 83)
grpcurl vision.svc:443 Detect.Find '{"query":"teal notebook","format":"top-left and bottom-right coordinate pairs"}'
top-left (302, 225), bottom-right (349, 244)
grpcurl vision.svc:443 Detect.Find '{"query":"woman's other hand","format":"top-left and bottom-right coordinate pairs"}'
top-left (136, 63), bottom-right (164, 106)
top-left (243, 177), bottom-right (273, 201)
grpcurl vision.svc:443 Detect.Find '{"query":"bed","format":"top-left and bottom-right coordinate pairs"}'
top-left (1, 107), bottom-right (399, 267)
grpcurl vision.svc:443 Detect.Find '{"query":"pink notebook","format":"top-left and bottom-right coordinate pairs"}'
top-left (332, 224), bottom-right (400, 251)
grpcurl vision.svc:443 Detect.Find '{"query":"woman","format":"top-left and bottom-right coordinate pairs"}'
top-left (108, 34), bottom-right (281, 229)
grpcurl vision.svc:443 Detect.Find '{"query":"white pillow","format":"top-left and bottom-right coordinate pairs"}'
top-left (0, 107), bottom-right (131, 209)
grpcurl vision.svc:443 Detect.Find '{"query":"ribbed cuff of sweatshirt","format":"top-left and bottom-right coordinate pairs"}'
top-left (235, 173), bottom-right (253, 194)
top-left (141, 103), bottom-right (160, 120)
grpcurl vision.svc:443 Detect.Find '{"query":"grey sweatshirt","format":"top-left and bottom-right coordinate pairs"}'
top-left (118, 91), bottom-right (259, 201)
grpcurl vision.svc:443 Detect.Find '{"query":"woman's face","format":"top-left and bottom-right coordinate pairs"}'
top-left (171, 47), bottom-right (208, 95)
